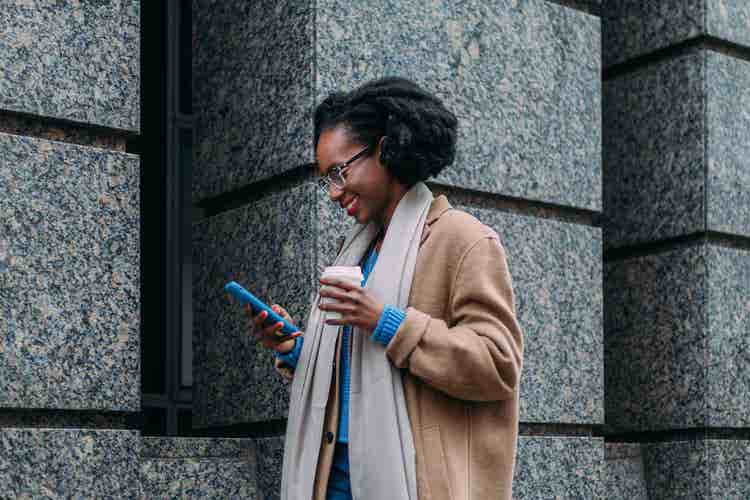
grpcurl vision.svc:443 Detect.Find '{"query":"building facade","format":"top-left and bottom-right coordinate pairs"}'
top-left (0, 0), bottom-right (748, 498)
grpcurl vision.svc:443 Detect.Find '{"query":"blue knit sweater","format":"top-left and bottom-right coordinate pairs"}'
top-left (274, 244), bottom-right (406, 443)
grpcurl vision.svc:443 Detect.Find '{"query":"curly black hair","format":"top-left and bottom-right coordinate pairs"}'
top-left (313, 77), bottom-right (458, 188)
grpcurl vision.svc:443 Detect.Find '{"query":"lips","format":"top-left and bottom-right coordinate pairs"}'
top-left (345, 196), bottom-right (360, 216)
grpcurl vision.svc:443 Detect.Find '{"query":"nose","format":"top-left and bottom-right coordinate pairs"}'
top-left (328, 184), bottom-right (345, 202)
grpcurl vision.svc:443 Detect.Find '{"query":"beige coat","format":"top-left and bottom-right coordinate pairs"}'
top-left (275, 194), bottom-right (524, 500)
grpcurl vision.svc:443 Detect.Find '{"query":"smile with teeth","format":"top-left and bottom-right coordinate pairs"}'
top-left (345, 196), bottom-right (360, 216)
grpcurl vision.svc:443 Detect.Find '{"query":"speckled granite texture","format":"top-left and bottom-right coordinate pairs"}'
top-left (605, 443), bottom-right (648, 500)
top-left (254, 436), bottom-right (285, 500)
top-left (638, 439), bottom-right (750, 499)
top-left (706, 245), bottom-right (750, 427)
top-left (141, 436), bottom-right (255, 459)
top-left (604, 50), bottom-right (750, 249)
top-left (515, 436), bottom-right (604, 498)
top-left (0, 0), bottom-right (139, 131)
top-left (254, 435), bottom-right (604, 499)
top-left (603, 0), bottom-right (750, 67)
top-left (140, 437), bottom-right (257, 499)
top-left (316, 0), bottom-right (601, 211)
top-left (605, 244), bottom-right (750, 432)
top-left (192, 0), bottom-right (314, 202)
top-left (0, 133), bottom-right (140, 411)
top-left (603, 51), bottom-right (704, 248)
top-left (458, 203), bottom-right (603, 424)
top-left (193, 184), bottom-right (601, 426)
top-left (705, 52), bottom-right (750, 239)
top-left (194, 0), bottom-right (600, 212)
top-left (0, 428), bottom-right (140, 498)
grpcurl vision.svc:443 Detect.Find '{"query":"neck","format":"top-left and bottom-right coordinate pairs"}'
top-left (379, 183), bottom-right (408, 236)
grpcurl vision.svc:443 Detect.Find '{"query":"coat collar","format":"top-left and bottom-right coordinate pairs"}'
top-left (421, 194), bottom-right (452, 245)
top-left (426, 194), bottom-right (453, 226)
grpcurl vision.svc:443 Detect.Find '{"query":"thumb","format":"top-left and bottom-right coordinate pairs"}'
top-left (271, 304), bottom-right (291, 320)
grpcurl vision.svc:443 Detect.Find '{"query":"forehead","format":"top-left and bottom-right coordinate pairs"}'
top-left (315, 126), bottom-right (359, 174)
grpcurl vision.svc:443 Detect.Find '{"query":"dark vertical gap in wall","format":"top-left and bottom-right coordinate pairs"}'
top-left (140, 0), bottom-right (168, 397)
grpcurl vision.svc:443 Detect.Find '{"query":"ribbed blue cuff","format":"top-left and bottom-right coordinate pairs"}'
top-left (274, 336), bottom-right (303, 368)
top-left (371, 305), bottom-right (406, 347)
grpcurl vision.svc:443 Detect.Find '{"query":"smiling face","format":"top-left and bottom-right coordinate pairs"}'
top-left (316, 124), bottom-right (407, 228)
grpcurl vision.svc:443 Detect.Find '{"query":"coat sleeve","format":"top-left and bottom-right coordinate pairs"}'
top-left (385, 235), bottom-right (524, 401)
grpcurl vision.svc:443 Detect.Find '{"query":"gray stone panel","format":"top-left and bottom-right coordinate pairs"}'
top-left (637, 439), bottom-right (750, 499)
top-left (0, 429), bottom-right (140, 498)
top-left (605, 443), bottom-right (648, 500)
top-left (706, 0), bottom-right (750, 50)
top-left (192, 0), bottom-right (314, 202)
top-left (254, 435), bottom-right (604, 499)
top-left (317, 0), bottom-right (601, 211)
top-left (706, 53), bottom-right (750, 238)
top-left (140, 437), bottom-right (257, 499)
top-left (605, 246), bottom-right (709, 432)
top-left (460, 203), bottom-right (603, 424)
top-left (0, 1), bottom-right (139, 131)
top-left (254, 436), bottom-right (285, 500)
top-left (706, 245), bottom-right (750, 427)
top-left (603, 51), bottom-right (706, 249)
top-left (605, 50), bottom-right (750, 248)
top-left (605, 243), bottom-right (750, 432)
top-left (707, 439), bottom-right (750, 498)
top-left (514, 436), bottom-right (604, 499)
top-left (141, 436), bottom-right (255, 460)
top-left (194, 0), bottom-right (601, 212)
top-left (193, 184), bottom-right (601, 426)
top-left (0, 133), bottom-right (140, 411)
top-left (603, 0), bottom-right (750, 67)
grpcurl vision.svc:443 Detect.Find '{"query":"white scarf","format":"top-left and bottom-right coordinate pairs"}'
top-left (280, 181), bottom-right (434, 499)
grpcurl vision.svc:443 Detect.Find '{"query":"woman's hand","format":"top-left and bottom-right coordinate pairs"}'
top-left (318, 277), bottom-right (385, 332)
top-left (245, 303), bottom-right (302, 353)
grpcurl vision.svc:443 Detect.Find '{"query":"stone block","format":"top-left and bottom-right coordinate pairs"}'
top-left (140, 437), bottom-right (257, 499)
top-left (604, 50), bottom-right (750, 249)
top-left (0, 133), bottom-right (140, 411)
top-left (705, 52), bottom-right (750, 238)
top-left (253, 435), bottom-right (604, 499)
top-left (605, 443), bottom-right (648, 500)
top-left (605, 243), bottom-right (750, 432)
top-left (514, 436), bottom-right (604, 499)
top-left (0, 1), bottom-right (139, 131)
top-left (603, 0), bottom-right (750, 66)
top-left (638, 439), bottom-right (750, 499)
top-left (193, 184), bottom-right (602, 426)
top-left (459, 202), bottom-right (603, 424)
top-left (194, 0), bottom-right (601, 212)
top-left (192, 0), bottom-right (314, 202)
top-left (0, 429), bottom-right (140, 498)
top-left (254, 436), bottom-right (285, 500)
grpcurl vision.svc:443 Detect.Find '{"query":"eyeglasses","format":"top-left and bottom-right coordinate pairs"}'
top-left (316, 146), bottom-right (370, 193)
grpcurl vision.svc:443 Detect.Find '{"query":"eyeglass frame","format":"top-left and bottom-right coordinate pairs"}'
top-left (316, 145), bottom-right (371, 193)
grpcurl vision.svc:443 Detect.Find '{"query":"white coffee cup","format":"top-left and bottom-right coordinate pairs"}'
top-left (320, 266), bottom-right (363, 320)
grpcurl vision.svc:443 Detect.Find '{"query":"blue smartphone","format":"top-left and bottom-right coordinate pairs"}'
top-left (224, 281), bottom-right (299, 336)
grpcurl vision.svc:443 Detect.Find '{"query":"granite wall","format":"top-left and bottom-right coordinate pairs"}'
top-left (0, 0), bottom-right (144, 496)
top-left (602, 0), bottom-right (750, 497)
top-left (193, 0), bottom-right (604, 497)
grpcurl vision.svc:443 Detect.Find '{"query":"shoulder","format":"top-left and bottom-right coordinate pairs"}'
top-left (431, 205), bottom-right (500, 250)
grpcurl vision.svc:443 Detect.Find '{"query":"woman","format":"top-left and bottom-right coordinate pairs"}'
top-left (248, 77), bottom-right (524, 500)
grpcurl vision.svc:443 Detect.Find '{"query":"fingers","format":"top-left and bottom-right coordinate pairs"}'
top-left (245, 303), bottom-right (302, 345)
top-left (319, 277), bottom-right (357, 291)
